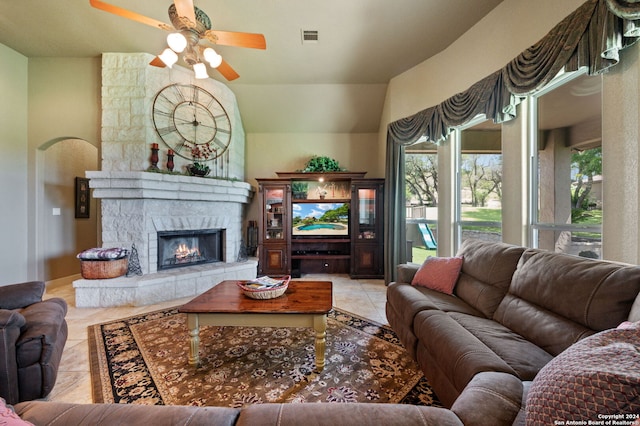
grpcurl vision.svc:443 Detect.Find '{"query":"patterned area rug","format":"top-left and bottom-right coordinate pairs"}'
top-left (88, 308), bottom-right (441, 407)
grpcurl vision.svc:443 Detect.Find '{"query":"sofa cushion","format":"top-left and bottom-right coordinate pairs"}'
top-left (453, 240), bottom-right (526, 318)
top-left (448, 313), bottom-right (553, 381)
top-left (525, 323), bottom-right (640, 425)
top-left (412, 256), bottom-right (463, 294)
top-left (386, 283), bottom-right (483, 358)
top-left (494, 249), bottom-right (640, 355)
top-left (413, 310), bottom-right (517, 394)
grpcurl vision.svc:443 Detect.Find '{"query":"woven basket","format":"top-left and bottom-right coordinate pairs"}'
top-left (80, 258), bottom-right (128, 279)
top-left (237, 276), bottom-right (290, 300)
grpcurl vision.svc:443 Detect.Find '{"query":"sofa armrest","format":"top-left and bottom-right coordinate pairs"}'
top-left (16, 298), bottom-right (68, 367)
top-left (450, 371), bottom-right (523, 426)
top-left (0, 281), bottom-right (45, 310)
top-left (396, 263), bottom-right (421, 284)
top-left (0, 310), bottom-right (26, 404)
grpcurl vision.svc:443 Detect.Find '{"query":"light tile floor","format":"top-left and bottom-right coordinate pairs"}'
top-left (43, 274), bottom-right (388, 403)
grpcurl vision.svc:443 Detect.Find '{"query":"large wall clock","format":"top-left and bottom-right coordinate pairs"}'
top-left (152, 83), bottom-right (232, 161)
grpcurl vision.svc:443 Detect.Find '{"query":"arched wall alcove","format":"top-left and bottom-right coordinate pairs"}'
top-left (36, 137), bottom-right (99, 281)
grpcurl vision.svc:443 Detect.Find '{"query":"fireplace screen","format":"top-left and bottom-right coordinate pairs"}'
top-left (157, 229), bottom-right (224, 270)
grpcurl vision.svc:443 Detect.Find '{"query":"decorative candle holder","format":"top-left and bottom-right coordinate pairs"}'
top-left (167, 149), bottom-right (174, 172)
top-left (148, 143), bottom-right (159, 171)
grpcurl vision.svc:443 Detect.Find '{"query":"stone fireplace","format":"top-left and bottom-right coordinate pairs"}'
top-left (73, 172), bottom-right (257, 307)
top-left (72, 53), bottom-right (257, 307)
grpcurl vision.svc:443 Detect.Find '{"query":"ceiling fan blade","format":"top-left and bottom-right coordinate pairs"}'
top-left (89, 0), bottom-right (171, 31)
top-left (216, 60), bottom-right (240, 81)
top-left (173, 0), bottom-right (197, 27)
top-left (149, 56), bottom-right (167, 68)
top-left (204, 30), bottom-right (267, 50)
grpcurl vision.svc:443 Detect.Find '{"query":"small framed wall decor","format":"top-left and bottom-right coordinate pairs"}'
top-left (75, 177), bottom-right (90, 218)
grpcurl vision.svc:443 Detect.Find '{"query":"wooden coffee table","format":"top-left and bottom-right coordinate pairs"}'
top-left (178, 280), bottom-right (333, 371)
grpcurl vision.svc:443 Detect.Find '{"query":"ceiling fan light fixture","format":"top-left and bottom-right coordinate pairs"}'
top-left (167, 32), bottom-right (188, 53)
top-left (203, 47), bottom-right (223, 68)
top-left (193, 62), bottom-right (209, 79)
top-left (158, 48), bottom-right (179, 68)
top-left (89, 0), bottom-right (265, 81)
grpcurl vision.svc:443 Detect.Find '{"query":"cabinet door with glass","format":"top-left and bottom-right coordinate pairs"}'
top-left (257, 180), bottom-right (291, 275)
top-left (351, 179), bottom-right (384, 278)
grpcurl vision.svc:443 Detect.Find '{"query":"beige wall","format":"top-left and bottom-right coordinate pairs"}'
top-left (28, 58), bottom-right (101, 147)
top-left (0, 44), bottom-right (29, 285)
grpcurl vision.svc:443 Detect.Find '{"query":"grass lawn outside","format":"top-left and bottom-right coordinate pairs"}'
top-left (411, 246), bottom-right (436, 264)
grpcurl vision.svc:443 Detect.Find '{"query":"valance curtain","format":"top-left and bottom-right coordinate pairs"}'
top-left (384, 0), bottom-right (640, 283)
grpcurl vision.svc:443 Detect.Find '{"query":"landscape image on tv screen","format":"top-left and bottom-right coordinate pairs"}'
top-left (292, 202), bottom-right (349, 237)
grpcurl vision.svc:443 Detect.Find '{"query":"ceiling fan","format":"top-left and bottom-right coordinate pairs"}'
top-left (89, 0), bottom-right (266, 81)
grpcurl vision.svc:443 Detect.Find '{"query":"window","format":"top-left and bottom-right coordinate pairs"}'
top-left (405, 138), bottom-right (439, 263)
top-left (531, 71), bottom-right (602, 258)
top-left (458, 120), bottom-right (503, 249)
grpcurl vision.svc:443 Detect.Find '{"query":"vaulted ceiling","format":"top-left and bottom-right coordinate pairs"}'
top-left (0, 0), bottom-right (504, 133)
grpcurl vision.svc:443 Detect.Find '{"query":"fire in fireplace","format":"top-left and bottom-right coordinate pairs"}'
top-left (157, 229), bottom-right (225, 270)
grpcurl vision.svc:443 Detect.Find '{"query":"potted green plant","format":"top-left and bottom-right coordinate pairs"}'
top-left (301, 156), bottom-right (345, 173)
top-left (291, 181), bottom-right (308, 199)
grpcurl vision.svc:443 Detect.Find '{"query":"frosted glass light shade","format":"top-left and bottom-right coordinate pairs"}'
top-left (158, 48), bottom-right (178, 68)
top-left (193, 62), bottom-right (209, 79)
top-left (167, 33), bottom-right (187, 53)
top-left (203, 47), bottom-right (223, 68)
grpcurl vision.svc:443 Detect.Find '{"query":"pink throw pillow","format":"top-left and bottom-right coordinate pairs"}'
top-left (0, 398), bottom-right (33, 425)
top-left (411, 256), bottom-right (463, 295)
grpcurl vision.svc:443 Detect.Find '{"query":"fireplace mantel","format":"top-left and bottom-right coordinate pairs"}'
top-left (86, 171), bottom-right (254, 203)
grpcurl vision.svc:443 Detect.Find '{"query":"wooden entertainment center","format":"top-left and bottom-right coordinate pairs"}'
top-left (256, 172), bottom-right (384, 278)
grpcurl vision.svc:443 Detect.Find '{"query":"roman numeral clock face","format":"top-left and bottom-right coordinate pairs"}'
top-left (152, 83), bottom-right (231, 161)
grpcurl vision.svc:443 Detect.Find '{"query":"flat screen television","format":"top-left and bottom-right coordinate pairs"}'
top-left (292, 202), bottom-right (350, 238)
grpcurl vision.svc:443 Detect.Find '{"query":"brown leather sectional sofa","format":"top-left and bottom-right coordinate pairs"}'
top-left (386, 239), bottom-right (640, 424)
top-left (7, 240), bottom-right (640, 425)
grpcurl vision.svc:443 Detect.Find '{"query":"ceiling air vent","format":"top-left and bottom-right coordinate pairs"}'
top-left (301, 30), bottom-right (318, 44)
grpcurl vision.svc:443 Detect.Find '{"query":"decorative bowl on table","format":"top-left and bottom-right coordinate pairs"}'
top-left (237, 275), bottom-right (291, 300)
